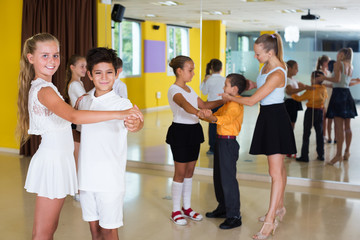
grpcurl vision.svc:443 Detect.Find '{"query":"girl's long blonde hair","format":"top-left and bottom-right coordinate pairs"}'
top-left (16, 33), bottom-right (59, 145)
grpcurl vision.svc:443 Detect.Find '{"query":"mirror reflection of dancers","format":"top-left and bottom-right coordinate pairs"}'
top-left (317, 48), bottom-right (359, 165)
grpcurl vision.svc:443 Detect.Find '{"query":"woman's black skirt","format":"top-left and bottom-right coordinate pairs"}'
top-left (326, 88), bottom-right (358, 119)
top-left (250, 103), bottom-right (297, 156)
top-left (166, 122), bottom-right (204, 162)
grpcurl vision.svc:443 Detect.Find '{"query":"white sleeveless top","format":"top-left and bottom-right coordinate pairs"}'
top-left (28, 78), bottom-right (71, 135)
top-left (333, 62), bottom-right (351, 88)
top-left (257, 66), bottom-right (287, 106)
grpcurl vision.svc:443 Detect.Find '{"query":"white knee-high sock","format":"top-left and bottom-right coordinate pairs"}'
top-left (182, 178), bottom-right (192, 210)
top-left (172, 181), bottom-right (183, 212)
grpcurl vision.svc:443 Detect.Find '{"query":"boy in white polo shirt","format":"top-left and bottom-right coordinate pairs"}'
top-left (77, 47), bottom-right (143, 240)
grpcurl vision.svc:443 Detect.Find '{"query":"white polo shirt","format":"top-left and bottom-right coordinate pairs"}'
top-left (113, 78), bottom-right (128, 98)
top-left (78, 88), bottom-right (132, 192)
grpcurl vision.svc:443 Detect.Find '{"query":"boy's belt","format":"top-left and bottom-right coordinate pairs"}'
top-left (217, 135), bottom-right (236, 139)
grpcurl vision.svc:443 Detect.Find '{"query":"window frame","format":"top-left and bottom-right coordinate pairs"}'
top-left (112, 19), bottom-right (142, 78)
top-left (166, 25), bottom-right (190, 75)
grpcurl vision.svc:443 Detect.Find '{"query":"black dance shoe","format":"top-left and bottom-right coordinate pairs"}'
top-left (317, 155), bottom-right (324, 161)
top-left (205, 209), bottom-right (226, 218)
top-left (219, 217), bottom-right (242, 229)
top-left (296, 156), bottom-right (309, 162)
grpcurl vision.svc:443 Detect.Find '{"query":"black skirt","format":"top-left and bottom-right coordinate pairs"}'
top-left (285, 98), bottom-right (303, 123)
top-left (326, 88), bottom-right (358, 119)
top-left (250, 103), bottom-right (297, 155)
top-left (166, 122), bottom-right (204, 162)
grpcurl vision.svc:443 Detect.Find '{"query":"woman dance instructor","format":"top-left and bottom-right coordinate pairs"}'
top-left (220, 33), bottom-right (296, 239)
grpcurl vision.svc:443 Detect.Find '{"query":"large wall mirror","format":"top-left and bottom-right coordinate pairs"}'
top-left (119, 1), bottom-right (360, 186)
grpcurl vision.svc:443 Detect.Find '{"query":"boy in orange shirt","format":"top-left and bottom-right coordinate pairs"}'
top-left (292, 71), bottom-right (328, 162)
top-left (201, 73), bottom-right (247, 229)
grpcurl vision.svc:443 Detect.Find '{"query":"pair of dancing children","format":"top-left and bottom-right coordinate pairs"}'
top-left (19, 33), bottom-right (143, 240)
top-left (166, 55), bottom-right (247, 230)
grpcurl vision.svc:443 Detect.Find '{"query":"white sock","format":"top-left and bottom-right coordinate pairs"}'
top-left (172, 181), bottom-right (183, 212)
top-left (182, 178), bottom-right (192, 210)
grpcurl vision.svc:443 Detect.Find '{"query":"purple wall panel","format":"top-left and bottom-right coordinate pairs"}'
top-left (144, 40), bottom-right (166, 73)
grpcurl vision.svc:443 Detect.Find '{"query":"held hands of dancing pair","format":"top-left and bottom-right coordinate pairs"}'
top-left (75, 94), bottom-right (143, 132)
top-left (123, 105), bottom-right (144, 132)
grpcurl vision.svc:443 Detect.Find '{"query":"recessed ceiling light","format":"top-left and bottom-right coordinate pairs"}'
top-left (152, 1), bottom-right (179, 6)
top-left (246, 0), bottom-right (274, 2)
top-left (281, 9), bottom-right (303, 14)
top-left (331, 7), bottom-right (347, 10)
top-left (203, 10), bottom-right (231, 15)
top-left (146, 14), bottom-right (157, 18)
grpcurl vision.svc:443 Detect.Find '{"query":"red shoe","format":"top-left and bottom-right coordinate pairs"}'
top-left (171, 211), bottom-right (187, 225)
top-left (286, 154), bottom-right (291, 158)
top-left (182, 207), bottom-right (203, 221)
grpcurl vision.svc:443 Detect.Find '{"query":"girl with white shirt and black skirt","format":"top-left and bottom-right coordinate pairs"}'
top-left (166, 55), bottom-right (223, 226)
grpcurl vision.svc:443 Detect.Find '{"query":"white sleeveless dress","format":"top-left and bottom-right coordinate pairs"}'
top-left (24, 78), bottom-right (78, 199)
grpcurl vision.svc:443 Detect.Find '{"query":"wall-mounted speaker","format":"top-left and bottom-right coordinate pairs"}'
top-left (111, 4), bottom-right (126, 22)
top-left (153, 25), bottom-right (160, 30)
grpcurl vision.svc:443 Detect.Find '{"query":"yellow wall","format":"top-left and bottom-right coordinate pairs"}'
top-left (200, 20), bottom-right (226, 99)
top-left (0, 0), bottom-right (23, 149)
top-left (97, 1), bottom-right (112, 47)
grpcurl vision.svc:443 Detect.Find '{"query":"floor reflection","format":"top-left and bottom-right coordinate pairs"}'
top-left (128, 104), bottom-right (360, 184)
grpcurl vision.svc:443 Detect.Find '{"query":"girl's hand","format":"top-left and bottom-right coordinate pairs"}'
top-left (197, 109), bottom-right (212, 118)
top-left (74, 94), bottom-right (88, 110)
top-left (126, 105), bottom-right (144, 121)
top-left (124, 116), bottom-right (143, 132)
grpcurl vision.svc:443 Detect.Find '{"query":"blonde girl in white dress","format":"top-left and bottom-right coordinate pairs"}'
top-left (17, 33), bottom-right (143, 240)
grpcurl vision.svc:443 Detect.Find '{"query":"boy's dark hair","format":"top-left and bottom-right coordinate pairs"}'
top-left (286, 60), bottom-right (297, 68)
top-left (115, 57), bottom-right (123, 70)
top-left (328, 60), bottom-right (336, 73)
top-left (210, 59), bottom-right (222, 72)
top-left (86, 47), bottom-right (119, 74)
top-left (311, 70), bottom-right (324, 79)
top-left (226, 73), bottom-right (247, 95)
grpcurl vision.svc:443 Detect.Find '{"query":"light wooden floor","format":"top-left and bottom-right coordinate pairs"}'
top-left (1, 152), bottom-right (360, 240)
top-left (1, 103), bottom-right (360, 239)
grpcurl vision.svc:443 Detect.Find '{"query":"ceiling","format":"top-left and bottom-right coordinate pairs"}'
top-left (112, 0), bottom-right (360, 34)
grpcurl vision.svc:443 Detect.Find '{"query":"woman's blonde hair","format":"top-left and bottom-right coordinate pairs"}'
top-left (255, 33), bottom-right (286, 67)
top-left (338, 48), bottom-right (353, 63)
top-left (16, 33), bottom-right (59, 145)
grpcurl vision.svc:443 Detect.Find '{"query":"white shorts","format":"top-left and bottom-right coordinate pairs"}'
top-left (80, 190), bottom-right (124, 229)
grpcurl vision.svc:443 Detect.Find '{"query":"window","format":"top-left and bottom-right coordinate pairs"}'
top-left (167, 26), bottom-right (189, 75)
top-left (237, 36), bottom-right (249, 52)
top-left (112, 20), bottom-right (141, 77)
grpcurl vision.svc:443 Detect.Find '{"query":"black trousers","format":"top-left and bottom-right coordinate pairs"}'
top-left (213, 137), bottom-right (240, 218)
top-left (300, 108), bottom-right (324, 158)
top-left (208, 105), bottom-right (222, 151)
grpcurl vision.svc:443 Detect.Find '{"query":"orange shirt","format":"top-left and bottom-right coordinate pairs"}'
top-left (292, 84), bottom-right (328, 109)
top-left (214, 97), bottom-right (244, 136)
